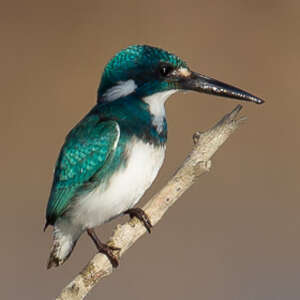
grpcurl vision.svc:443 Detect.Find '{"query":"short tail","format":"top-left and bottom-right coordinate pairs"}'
top-left (47, 220), bottom-right (82, 269)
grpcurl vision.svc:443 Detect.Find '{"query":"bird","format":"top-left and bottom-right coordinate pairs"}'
top-left (44, 45), bottom-right (264, 269)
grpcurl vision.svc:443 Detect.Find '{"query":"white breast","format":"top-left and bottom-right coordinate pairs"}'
top-left (71, 139), bottom-right (166, 229)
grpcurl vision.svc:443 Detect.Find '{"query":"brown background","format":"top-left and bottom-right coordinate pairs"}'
top-left (2, 0), bottom-right (300, 299)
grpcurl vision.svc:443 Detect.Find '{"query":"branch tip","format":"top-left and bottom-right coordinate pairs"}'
top-left (193, 132), bottom-right (202, 144)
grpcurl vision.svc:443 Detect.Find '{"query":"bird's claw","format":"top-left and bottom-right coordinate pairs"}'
top-left (125, 208), bottom-right (153, 233)
top-left (96, 243), bottom-right (120, 268)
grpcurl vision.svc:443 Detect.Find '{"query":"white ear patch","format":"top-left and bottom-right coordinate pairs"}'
top-left (143, 90), bottom-right (177, 133)
top-left (102, 80), bottom-right (137, 102)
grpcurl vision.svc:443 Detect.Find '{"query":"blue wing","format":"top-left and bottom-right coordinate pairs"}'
top-left (45, 117), bottom-right (120, 227)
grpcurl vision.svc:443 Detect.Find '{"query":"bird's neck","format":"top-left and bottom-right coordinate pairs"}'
top-left (94, 93), bottom-right (171, 146)
top-left (143, 90), bottom-right (176, 135)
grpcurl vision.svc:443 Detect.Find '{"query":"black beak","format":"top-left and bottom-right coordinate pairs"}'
top-left (180, 71), bottom-right (264, 104)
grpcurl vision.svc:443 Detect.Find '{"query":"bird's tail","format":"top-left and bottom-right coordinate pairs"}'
top-left (47, 220), bottom-right (82, 269)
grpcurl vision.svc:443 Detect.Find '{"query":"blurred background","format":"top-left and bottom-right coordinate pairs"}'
top-left (2, 0), bottom-right (300, 299)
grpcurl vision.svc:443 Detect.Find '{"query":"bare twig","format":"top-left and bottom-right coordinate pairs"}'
top-left (56, 104), bottom-right (245, 300)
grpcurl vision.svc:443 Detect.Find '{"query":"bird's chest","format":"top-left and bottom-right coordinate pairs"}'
top-left (74, 139), bottom-right (166, 228)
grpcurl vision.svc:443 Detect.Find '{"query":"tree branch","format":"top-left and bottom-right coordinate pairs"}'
top-left (56, 104), bottom-right (246, 300)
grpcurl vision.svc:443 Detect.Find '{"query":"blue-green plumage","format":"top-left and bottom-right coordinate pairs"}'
top-left (45, 44), bottom-right (263, 269)
top-left (98, 45), bottom-right (187, 99)
top-left (46, 119), bottom-right (119, 226)
top-left (46, 94), bottom-right (167, 227)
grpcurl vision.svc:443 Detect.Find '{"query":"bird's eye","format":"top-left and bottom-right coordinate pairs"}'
top-left (160, 64), bottom-right (174, 77)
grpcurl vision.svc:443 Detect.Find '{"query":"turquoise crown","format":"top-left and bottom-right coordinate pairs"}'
top-left (97, 45), bottom-right (187, 100)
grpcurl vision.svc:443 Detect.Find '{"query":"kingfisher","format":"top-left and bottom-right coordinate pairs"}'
top-left (44, 45), bottom-right (263, 269)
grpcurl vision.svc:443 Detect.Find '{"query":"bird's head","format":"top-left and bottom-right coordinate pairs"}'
top-left (97, 45), bottom-right (264, 105)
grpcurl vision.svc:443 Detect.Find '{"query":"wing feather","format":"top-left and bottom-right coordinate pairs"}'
top-left (45, 118), bottom-right (120, 226)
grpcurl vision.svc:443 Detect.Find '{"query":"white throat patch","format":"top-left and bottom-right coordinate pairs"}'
top-left (143, 90), bottom-right (177, 133)
top-left (102, 80), bottom-right (137, 102)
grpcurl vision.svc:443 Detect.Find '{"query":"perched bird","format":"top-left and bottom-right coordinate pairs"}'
top-left (45, 45), bottom-right (263, 268)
